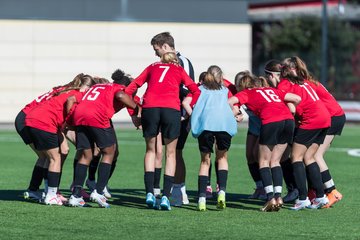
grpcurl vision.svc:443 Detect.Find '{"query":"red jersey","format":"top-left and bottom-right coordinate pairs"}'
top-left (223, 79), bottom-right (238, 95)
top-left (125, 62), bottom-right (200, 110)
top-left (73, 83), bottom-right (127, 128)
top-left (22, 87), bottom-right (64, 114)
top-left (25, 89), bottom-right (83, 133)
top-left (234, 87), bottom-right (294, 125)
top-left (306, 81), bottom-right (344, 117)
top-left (277, 79), bottom-right (331, 129)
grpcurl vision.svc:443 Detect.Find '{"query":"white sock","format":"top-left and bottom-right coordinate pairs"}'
top-left (180, 185), bottom-right (187, 195)
top-left (198, 197), bottom-right (206, 203)
top-left (218, 190), bottom-right (226, 196)
top-left (47, 187), bottom-right (57, 197)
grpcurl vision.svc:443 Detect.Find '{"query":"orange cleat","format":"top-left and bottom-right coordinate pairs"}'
top-left (260, 198), bottom-right (277, 212)
top-left (322, 189), bottom-right (343, 208)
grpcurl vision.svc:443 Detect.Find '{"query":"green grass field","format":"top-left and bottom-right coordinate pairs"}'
top-left (0, 125), bottom-right (360, 240)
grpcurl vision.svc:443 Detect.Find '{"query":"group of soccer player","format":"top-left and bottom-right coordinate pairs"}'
top-left (16, 31), bottom-right (345, 211)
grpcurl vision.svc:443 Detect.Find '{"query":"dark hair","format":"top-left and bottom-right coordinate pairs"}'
top-left (151, 32), bottom-right (175, 48)
top-left (281, 56), bottom-right (316, 85)
top-left (264, 59), bottom-right (282, 73)
top-left (198, 71), bottom-right (207, 84)
top-left (111, 69), bottom-right (132, 86)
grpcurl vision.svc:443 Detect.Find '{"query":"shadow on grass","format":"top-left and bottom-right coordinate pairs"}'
top-left (0, 188), bottom-right (266, 211)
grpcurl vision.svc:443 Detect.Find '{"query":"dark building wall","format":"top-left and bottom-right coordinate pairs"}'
top-left (0, 0), bottom-right (248, 23)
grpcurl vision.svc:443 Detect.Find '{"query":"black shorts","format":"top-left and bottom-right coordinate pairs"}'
top-left (176, 118), bottom-right (190, 150)
top-left (76, 126), bottom-right (116, 150)
top-left (141, 107), bottom-right (181, 140)
top-left (260, 120), bottom-right (295, 145)
top-left (28, 127), bottom-right (62, 151)
top-left (15, 111), bottom-right (33, 145)
top-left (198, 131), bottom-right (232, 153)
top-left (293, 128), bottom-right (328, 148)
top-left (327, 115), bottom-right (346, 136)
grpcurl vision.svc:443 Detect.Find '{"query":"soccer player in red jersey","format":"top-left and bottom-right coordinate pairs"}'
top-left (229, 73), bottom-right (301, 211)
top-left (125, 52), bottom-right (200, 210)
top-left (16, 77), bottom-right (87, 202)
top-left (24, 74), bottom-right (95, 205)
top-left (307, 78), bottom-right (346, 208)
top-left (151, 32), bottom-right (195, 206)
top-left (264, 60), bottom-right (299, 203)
top-left (278, 56), bottom-right (331, 210)
top-left (69, 70), bottom-right (138, 208)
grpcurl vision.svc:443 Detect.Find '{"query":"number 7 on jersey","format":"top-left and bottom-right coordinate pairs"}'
top-left (158, 66), bottom-right (170, 83)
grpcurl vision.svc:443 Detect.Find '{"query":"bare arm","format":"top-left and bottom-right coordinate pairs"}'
top-left (182, 96), bottom-right (193, 116)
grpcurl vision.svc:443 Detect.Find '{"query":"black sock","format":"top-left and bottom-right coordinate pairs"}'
top-left (109, 158), bottom-right (117, 179)
top-left (43, 167), bottom-right (48, 182)
top-left (154, 168), bottom-right (162, 188)
top-left (73, 163), bottom-right (88, 197)
top-left (248, 162), bottom-right (261, 183)
top-left (198, 175), bottom-right (208, 198)
top-left (207, 163), bottom-right (212, 186)
top-left (292, 162), bottom-right (308, 200)
top-left (271, 166), bottom-right (283, 198)
top-left (321, 170), bottom-right (335, 193)
top-left (260, 167), bottom-right (273, 200)
top-left (73, 158), bottom-right (78, 182)
top-left (281, 158), bottom-right (296, 191)
top-left (217, 170), bottom-right (228, 192)
top-left (96, 162), bottom-right (112, 194)
top-left (163, 175), bottom-right (174, 198)
top-left (28, 165), bottom-right (44, 191)
top-left (88, 155), bottom-right (101, 181)
top-left (144, 172), bottom-right (155, 194)
top-left (215, 161), bottom-right (219, 185)
top-left (47, 171), bottom-right (60, 188)
top-left (306, 162), bottom-right (324, 198)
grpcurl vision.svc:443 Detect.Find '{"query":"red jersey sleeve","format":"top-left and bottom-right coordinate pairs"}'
top-left (125, 65), bottom-right (150, 96)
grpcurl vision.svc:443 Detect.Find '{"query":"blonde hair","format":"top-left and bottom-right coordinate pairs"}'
top-left (202, 65), bottom-right (223, 90)
top-left (161, 52), bottom-right (179, 64)
top-left (54, 73), bottom-right (94, 96)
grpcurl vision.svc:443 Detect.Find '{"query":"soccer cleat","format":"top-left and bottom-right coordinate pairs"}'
top-left (90, 190), bottom-right (110, 208)
top-left (68, 195), bottom-right (86, 207)
top-left (206, 185), bottom-right (213, 199)
top-left (44, 194), bottom-right (63, 206)
top-left (283, 189), bottom-right (299, 203)
top-left (260, 198), bottom-right (277, 212)
top-left (24, 190), bottom-right (44, 202)
top-left (274, 197), bottom-right (284, 211)
top-left (145, 192), bottom-right (156, 209)
top-left (103, 185), bottom-right (112, 199)
top-left (153, 188), bottom-right (161, 198)
top-left (290, 198), bottom-right (311, 211)
top-left (307, 195), bottom-right (329, 209)
top-left (198, 198), bottom-right (206, 211)
top-left (322, 189), bottom-right (343, 208)
top-left (56, 192), bottom-right (68, 203)
top-left (160, 196), bottom-right (171, 211)
top-left (248, 188), bottom-right (267, 200)
top-left (86, 179), bottom-right (96, 192)
top-left (307, 188), bottom-right (316, 202)
top-left (217, 191), bottom-right (226, 210)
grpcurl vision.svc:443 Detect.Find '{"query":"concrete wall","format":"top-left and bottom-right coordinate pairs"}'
top-left (0, 20), bottom-right (251, 122)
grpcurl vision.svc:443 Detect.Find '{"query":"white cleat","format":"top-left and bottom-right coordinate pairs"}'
top-left (68, 195), bottom-right (86, 207)
top-left (90, 190), bottom-right (110, 208)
